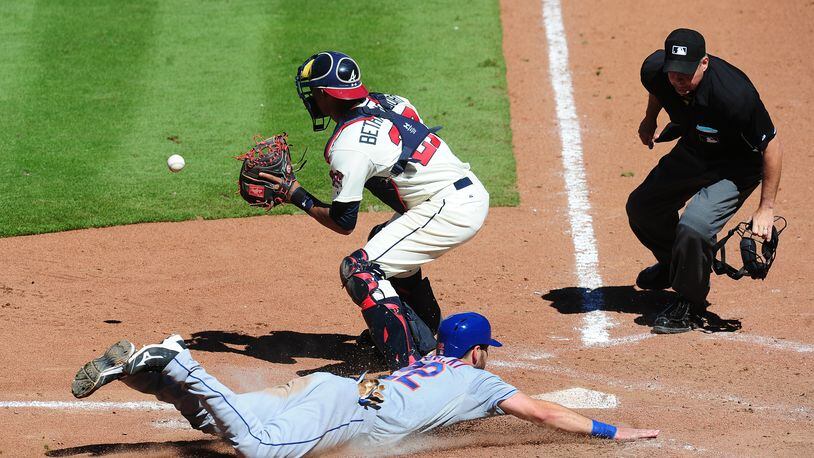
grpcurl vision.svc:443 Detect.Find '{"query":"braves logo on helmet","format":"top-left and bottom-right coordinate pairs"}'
top-left (335, 57), bottom-right (361, 84)
top-left (298, 51), bottom-right (365, 97)
top-left (296, 51), bottom-right (369, 131)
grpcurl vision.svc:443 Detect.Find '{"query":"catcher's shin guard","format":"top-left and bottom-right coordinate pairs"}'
top-left (361, 299), bottom-right (421, 370)
top-left (391, 271), bottom-right (441, 334)
top-left (341, 249), bottom-right (420, 369)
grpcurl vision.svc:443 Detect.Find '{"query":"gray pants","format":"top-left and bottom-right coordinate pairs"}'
top-left (626, 142), bottom-right (761, 306)
top-left (125, 351), bottom-right (373, 457)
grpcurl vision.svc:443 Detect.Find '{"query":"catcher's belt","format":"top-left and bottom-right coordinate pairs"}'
top-left (430, 176), bottom-right (474, 201)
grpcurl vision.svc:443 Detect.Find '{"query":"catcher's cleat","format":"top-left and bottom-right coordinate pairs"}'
top-left (125, 334), bottom-right (188, 375)
top-left (635, 262), bottom-right (671, 290)
top-left (652, 299), bottom-right (704, 334)
top-left (356, 329), bottom-right (376, 350)
top-left (72, 340), bottom-right (135, 398)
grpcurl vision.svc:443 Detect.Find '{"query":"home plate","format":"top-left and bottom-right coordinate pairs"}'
top-left (532, 387), bottom-right (618, 409)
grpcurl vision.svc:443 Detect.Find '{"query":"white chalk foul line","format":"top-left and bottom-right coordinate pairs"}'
top-left (542, 0), bottom-right (611, 347)
top-left (593, 332), bottom-right (654, 348)
top-left (707, 333), bottom-right (814, 354)
top-left (0, 400), bottom-right (173, 411)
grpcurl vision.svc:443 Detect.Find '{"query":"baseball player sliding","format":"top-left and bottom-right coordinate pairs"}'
top-left (258, 51), bottom-right (490, 370)
top-left (71, 312), bottom-right (659, 456)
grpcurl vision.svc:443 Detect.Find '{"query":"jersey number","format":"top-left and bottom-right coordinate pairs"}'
top-left (390, 361), bottom-right (445, 390)
top-left (410, 134), bottom-right (441, 167)
top-left (387, 107), bottom-right (439, 167)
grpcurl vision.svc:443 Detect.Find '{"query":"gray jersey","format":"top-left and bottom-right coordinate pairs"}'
top-left (148, 351), bottom-right (515, 456)
top-left (364, 355), bottom-right (518, 444)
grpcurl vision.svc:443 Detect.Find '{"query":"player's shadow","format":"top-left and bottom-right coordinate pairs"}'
top-left (187, 330), bottom-right (388, 376)
top-left (541, 286), bottom-right (741, 332)
top-left (45, 439), bottom-right (228, 457)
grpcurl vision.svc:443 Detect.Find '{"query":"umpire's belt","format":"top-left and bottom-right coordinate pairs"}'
top-left (431, 176), bottom-right (473, 201)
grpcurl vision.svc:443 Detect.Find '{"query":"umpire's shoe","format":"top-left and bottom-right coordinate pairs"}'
top-left (652, 298), bottom-right (704, 334)
top-left (636, 262), bottom-right (671, 290)
top-left (72, 340), bottom-right (135, 398)
top-left (124, 335), bottom-right (187, 375)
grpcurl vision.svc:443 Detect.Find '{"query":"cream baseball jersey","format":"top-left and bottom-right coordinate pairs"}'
top-left (325, 94), bottom-right (472, 209)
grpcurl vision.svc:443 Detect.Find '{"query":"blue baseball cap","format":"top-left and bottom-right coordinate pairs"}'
top-left (437, 312), bottom-right (502, 358)
top-left (296, 51), bottom-right (368, 100)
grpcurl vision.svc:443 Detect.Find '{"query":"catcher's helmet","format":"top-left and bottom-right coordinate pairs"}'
top-left (296, 51), bottom-right (368, 131)
top-left (437, 312), bottom-right (502, 359)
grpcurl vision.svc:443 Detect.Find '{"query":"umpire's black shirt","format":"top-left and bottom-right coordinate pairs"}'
top-left (641, 50), bottom-right (775, 158)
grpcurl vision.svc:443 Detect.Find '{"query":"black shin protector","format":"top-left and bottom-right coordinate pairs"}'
top-left (342, 250), bottom-right (431, 368)
top-left (391, 272), bottom-right (441, 334)
top-left (360, 299), bottom-right (420, 370)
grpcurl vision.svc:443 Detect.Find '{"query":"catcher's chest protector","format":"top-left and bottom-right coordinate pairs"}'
top-left (332, 93), bottom-right (442, 176)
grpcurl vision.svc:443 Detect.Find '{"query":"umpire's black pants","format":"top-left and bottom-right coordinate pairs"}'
top-left (626, 142), bottom-right (761, 306)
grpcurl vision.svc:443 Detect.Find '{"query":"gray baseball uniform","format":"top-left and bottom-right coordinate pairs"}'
top-left (130, 350), bottom-right (517, 457)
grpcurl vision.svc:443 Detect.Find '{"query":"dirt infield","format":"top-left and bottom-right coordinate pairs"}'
top-left (2, 0), bottom-right (813, 456)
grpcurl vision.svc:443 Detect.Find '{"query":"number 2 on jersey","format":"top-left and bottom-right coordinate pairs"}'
top-left (389, 361), bottom-right (445, 390)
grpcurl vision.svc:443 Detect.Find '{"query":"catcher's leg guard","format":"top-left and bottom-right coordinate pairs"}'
top-left (361, 299), bottom-right (421, 370)
top-left (391, 271), bottom-right (441, 334)
top-left (340, 249), bottom-right (420, 370)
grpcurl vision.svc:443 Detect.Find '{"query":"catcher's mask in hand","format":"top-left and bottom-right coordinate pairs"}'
top-left (712, 216), bottom-right (787, 280)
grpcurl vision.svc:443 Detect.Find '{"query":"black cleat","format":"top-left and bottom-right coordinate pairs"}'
top-left (652, 299), bottom-right (703, 334)
top-left (356, 329), bottom-right (376, 350)
top-left (72, 340), bottom-right (135, 398)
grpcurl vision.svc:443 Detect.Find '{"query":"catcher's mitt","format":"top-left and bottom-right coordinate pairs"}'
top-left (236, 133), bottom-right (303, 209)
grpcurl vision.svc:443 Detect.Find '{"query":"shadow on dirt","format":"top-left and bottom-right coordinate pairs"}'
top-left (187, 330), bottom-right (388, 376)
top-left (46, 439), bottom-right (229, 457)
top-left (541, 286), bottom-right (741, 332)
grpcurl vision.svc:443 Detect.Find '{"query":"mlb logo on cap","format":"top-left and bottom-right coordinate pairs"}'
top-left (663, 28), bottom-right (706, 74)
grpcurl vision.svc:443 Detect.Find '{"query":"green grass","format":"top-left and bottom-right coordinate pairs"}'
top-left (0, 0), bottom-right (516, 237)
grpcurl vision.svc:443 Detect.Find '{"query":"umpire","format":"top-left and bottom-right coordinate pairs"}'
top-left (627, 28), bottom-right (782, 334)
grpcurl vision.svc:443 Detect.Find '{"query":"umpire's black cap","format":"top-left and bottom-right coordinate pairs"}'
top-left (663, 28), bottom-right (706, 74)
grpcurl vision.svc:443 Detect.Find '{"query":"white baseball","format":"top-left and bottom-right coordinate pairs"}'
top-left (167, 154), bottom-right (185, 173)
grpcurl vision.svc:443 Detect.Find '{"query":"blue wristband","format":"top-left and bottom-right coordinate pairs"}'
top-left (591, 420), bottom-right (617, 439)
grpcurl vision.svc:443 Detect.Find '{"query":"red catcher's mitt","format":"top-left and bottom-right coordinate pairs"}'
top-left (236, 133), bottom-right (300, 209)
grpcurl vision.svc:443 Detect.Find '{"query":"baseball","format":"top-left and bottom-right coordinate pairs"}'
top-left (167, 154), bottom-right (185, 173)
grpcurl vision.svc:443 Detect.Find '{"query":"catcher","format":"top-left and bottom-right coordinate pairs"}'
top-left (238, 51), bottom-right (490, 370)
